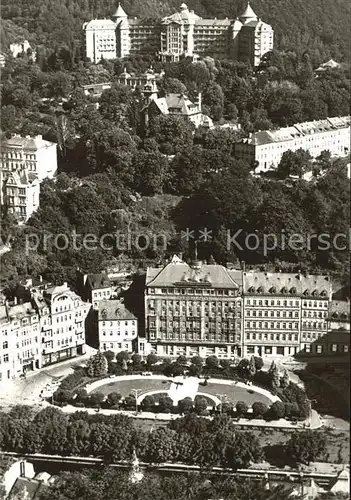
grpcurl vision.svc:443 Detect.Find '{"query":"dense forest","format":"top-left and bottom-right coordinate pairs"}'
top-left (1, 0), bottom-right (350, 64)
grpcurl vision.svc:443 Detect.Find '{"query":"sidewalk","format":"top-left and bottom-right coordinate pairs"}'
top-left (60, 404), bottom-right (322, 429)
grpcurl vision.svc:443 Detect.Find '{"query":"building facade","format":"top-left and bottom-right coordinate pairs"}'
top-left (144, 257), bottom-right (334, 359)
top-left (98, 300), bottom-right (137, 353)
top-left (242, 272), bottom-right (332, 357)
top-left (145, 255), bottom-right (243, 359)
top-left (0, 282), bottom-right (90, 384)
top-left (0, 134), bottom-right (58, 222)
top-left (84, 3), bottom-right (273, 65)
top-left (234, 116), bottom-right (351, 172)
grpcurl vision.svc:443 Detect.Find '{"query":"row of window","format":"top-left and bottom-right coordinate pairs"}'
top-left (101, 320), bottom-right (135, 326)
top-left (246, 310), bottom-right (299, 318)
top-left (100, 330), bottom-right (136, 337)
top-left (150, 288), bottom-right (238, 296)
top-left (246, 321), bottom-right (299, 329)
top-left (246, 332), bottom-right (299, 342)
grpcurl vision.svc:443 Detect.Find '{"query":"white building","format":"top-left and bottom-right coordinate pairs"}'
top-left (0, 134), bottom-right (58, 222)
top-left (98, 300), bottom-right (137, 353)
top-left (31, 282), bottom-right (91, 366)
top-left (0, 282), bottom-right (90, 384)
top-left (84, 3), bottom-right (273, 66)
top-left (234, 116), bottom-right (351, 172)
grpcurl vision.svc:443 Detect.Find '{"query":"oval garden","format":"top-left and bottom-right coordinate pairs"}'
top-left (52, 352), bottom-right (311, 422)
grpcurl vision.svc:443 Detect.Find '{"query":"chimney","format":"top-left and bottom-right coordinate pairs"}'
top-left (13, 296), bottom-right (18, 305)
top-left (242, 261), bottom-right (246, 273)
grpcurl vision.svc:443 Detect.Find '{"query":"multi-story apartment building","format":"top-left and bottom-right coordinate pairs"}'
top-left (98, 300), bottom-right (137, 353)
top-left (31, 283), bottom-right (91, 366)
top-left (145, 255), bottom-right (243, 359)
top-left (77, 272), bottom-right (116, 310)
top-left (0, 134), bottom-right (57, 222)
top-left (84, 3), bottom-right (273, 65)
top-left (242, 272), bottom-right (332, 357)
top-left (0, 282), bottom-right (90, 384)
top-left (234, 116), bottom-right (351, 172)
top-left (0, 299), bottom-right (42, 382)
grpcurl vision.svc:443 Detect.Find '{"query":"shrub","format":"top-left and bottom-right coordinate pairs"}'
top-left (178, 397), bottom-right (193, 414)
top-left (188, 364), bottom-right (201, 377)
top-left (75, 388), bottom-right (88, 403)
top-left (74, 402), bottom-right (85, 408)
top-left (146, 353), bottom-right (158, 366)
top-left (124, 395), bottom-right (136, 410)
top-left (89, 392), bottom-right (105, 407)
top-left (107, 392), bottom-right (122, 407)
top-left (205, 355), bottom-right (219, 369)
top-left (177, 355), bottom-right (187, 365)
top-left (116, 351), bottom-right (130, 364)
top-left (254, 356), bottom-right (264, 371)
top-left (141, 395), bottom-right (155, 411)
top-left (86, 353), bottom-right (108, 378)
top-left (267, 401), bottom-right (285, 420)
top-left (194, 396), bottom-right (208, 415)
top-left (60, 369), bottom-right (86, 391)
top-left (159, 396), bottom-right (174, 413)
top-left (132, 354), bottom-right (142, 366)
top-left (53, 389), bottom-right (72, 403)
top-left (252, 402), bottom-right (269, 418)
top-left (191, 356), bottom-right (203, 367)
top-left (103, 350), bottom-right (115, 363)
top-left (235, 401), bottom-right (249, 416)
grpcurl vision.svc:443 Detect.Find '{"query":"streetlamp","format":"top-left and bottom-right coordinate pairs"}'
top-left (216, 393), bottom-right (227, 414)
top-left (131, 389), bottom-right (142, 415)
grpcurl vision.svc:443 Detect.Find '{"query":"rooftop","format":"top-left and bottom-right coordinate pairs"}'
top-left (243, 271), bottom-right (331, 297)
top-left (241, 116), bottom-right (350, 146)
top-left (86, 273), bottom-right (112, 290)
top-left (98, 300), bottom-right (136, 321)
top-left (4, 134), bottom-right (56, 151)
top-left (146, 255), bottom-right (242, 289)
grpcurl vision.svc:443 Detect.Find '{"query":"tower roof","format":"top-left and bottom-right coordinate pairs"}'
top-left (239, 2), bottom-right (258, 23)
top-left (113, 3), bottom-right (127, 18)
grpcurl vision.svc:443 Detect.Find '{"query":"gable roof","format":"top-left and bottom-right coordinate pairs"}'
top-left (243, 271), bottom-right (331, 297)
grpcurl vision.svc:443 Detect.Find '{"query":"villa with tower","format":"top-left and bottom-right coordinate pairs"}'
top-left (83, 2), bottom-right (274, 65)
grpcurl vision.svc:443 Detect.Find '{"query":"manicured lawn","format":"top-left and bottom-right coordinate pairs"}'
top-left (202, 382), bottom-right (273, 406)
top-left (90, 379), bottom-right (171, 398)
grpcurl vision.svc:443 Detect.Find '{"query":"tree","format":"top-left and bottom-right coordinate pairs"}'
top-left (158, 396), bottom-right (174, 413)
top-left (315, 150), bottom-right (332, 171)
top-left (177, 355), bottom-right (187, 365)
top-left (268, 360), bottom-right (280, 390)
top-left (194, 397), bottom-right (208, 415)
top-left (277, 149), bottom-right (312, 178)
top-left (252, 402), bottom-right (269, 418)
top-left (161, 77), bottom-right (187, 94)
top-left (89, 392), bottom-right (105, 407)
top-left (148, 115), bottom-right (194, 155)
top-left (131, 354), bottom-right (142, 367)
top-left (145, 427), bottom-right (177, 463)
top-left (53, 389), bottom-right (72, 404)
top-left (146, 353), bottom-right (158, 366)
top-left (202, 82), bottom-right (224, 121)
top-left (280, 369), bottom-right (290, 389)
top-left (268, 401), bottom-right (286, 420)
top-left (107, 392), bottom-right (122, 407)
top-left (248, 355), bottom-right (256, 379)
top-left (205, 355), bottom-right (219, 370)
top-left (254, 356), bottom-right (264, 371)
top-left (141, 395), bottom-right (155, 411)
top-left (235, 401), bottom-right (249, 417)
top-left (178, 398), bottom-right (194, 414)
top-left (103, 350), bottom-right (115, 363)
top-left (116, 351), bottom-right (130, 364)
top-left (191, 356), bottom-right (203, 368)
top-left (132, 150), bottom-right (170, 195)
top-left (286, 430), bottom-right (327, 465)
top-left (86, 352), bottom-right (108, 378)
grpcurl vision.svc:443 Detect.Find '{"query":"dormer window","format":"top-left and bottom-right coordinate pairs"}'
top-left (257, 286), bottom-right (265, 294)
top-left (290, 287), bottom-right (297, 294)
top-left (281, 287), bottom-right (288, 294)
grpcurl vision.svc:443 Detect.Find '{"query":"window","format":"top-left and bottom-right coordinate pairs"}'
top-left (331, 344), bottom-right (337, 352)
top-left (2, 341), bottom-right (8, 349)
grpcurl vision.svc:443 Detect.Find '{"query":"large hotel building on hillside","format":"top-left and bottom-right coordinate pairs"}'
top-left (83, 2), bottom-right (273, 66)
top-left (145, 256), bottom-right (335, 359)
